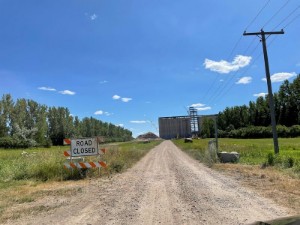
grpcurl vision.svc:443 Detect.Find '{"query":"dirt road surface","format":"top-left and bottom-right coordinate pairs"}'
top-left (6, 140), bottom-right (292, 225)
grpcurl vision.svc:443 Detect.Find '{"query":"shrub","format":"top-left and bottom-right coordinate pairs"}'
top-left (267, 153), bottom-right (274, 166)
top-left (277, 125), bottom-right (290, 138)
top-left (43, 138), bottom-right (52, 148)
top-left (0, 137), bottom-right (15, 148)
top-left (282, 156), bottom-right (294, 168)
top-left (290, 125), bottom-right (300, 137)
top-left (219, 125), bottom-right (300, 139)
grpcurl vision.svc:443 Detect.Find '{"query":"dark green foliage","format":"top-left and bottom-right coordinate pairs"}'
top-left (0, 94), bottom-right (133, 148)
top-left (200, 118), bottom-right (215, 138)
top-left (217, 75), bottom-right (300, 138)
top-left (218, 125), bottom-right (300, 139)
top-left (285, 157), bottom-right (294, 168)
top-left (266, 153), bottom-right (295, 169)
top-left (267, 153), bottom-right (274, 166)
top-left (0, 137), bottom-right (15, 148)
top-left (290, 125), bottom-right (300, 137)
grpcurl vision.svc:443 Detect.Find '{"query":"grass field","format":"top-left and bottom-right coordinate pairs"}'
top-left (173, 137), bottom-right (300, 212)
top-left (0, 140), bottom-right (162, 220)
top-left (0, 140), bottom-right (162, 188)
top-left (172, 138), bottom-right (300, 176)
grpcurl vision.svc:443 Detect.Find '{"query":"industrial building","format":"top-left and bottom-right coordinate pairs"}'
top-left (158, 107), bottom-right (216, 139)
top-left (158, 116), bottom-right (192, 139)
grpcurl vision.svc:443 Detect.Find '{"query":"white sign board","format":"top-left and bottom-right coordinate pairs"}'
top-left (71, 138), bottom-right (98, 156)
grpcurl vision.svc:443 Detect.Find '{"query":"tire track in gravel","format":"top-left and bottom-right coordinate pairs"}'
top-left (6, 140), bottom-right (292, 225)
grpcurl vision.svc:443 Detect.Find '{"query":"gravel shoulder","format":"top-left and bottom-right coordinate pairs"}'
top-left (4, 140), bottom-right (293, 225)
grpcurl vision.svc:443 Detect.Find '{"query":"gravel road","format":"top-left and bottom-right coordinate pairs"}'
top-left (7, 140), bottom-right (291, 225)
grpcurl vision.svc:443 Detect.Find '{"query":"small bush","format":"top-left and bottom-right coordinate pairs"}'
top-left (110, 161), bottom-right (125, 173)
top-left (0, 137), bottom-right (15, 148)
top-left (282, 156), bottom-right (294, 168)
top-left (267, 155), bottom-right (295, 169)
top-left (43, 139), bottom-right (53, 148)
top-left (290, 125), bottom-right (300, 137)
top-left (267, 153), bottom-right (274, 166)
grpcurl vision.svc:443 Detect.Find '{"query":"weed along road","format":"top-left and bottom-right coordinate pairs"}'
top-left (7, 141), bottom-right (291, 225)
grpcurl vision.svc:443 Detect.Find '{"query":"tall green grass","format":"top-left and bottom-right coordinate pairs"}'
top-left (0, 140), bottom-right (162, 187)
top-left (0, 146), bottom-right (70, 183)
top-left (173, 138), bottom-right (300, 175)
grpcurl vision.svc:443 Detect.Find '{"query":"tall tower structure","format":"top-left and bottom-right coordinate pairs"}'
top-left (189, 107), bottom-right (198, 136)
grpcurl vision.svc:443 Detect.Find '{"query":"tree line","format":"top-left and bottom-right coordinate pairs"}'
top-left (0, 94), bottom-right (132, 148)
top-left (201, 74), bottom-right (300, 138)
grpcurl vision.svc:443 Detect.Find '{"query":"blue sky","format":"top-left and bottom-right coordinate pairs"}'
top-left (0, 0), bottom-right (299, 137)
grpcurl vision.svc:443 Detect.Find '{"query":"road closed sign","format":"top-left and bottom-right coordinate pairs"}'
top-left (71, 138), bottom-right (99, 156)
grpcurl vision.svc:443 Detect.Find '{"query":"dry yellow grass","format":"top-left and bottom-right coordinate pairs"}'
top-left (213, 163), bottom-right (300, 214)
top-left (0, 180), bottom-right (88, 222)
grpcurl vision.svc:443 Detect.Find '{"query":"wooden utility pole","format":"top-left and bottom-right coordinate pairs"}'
top-left (243, 29), bottom-right (284, 154)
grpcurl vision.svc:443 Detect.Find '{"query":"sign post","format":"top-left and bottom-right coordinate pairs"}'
top-left (71, 138), bottom-right (99, 157)
top-left (63, 137), bottom-right (107, 171)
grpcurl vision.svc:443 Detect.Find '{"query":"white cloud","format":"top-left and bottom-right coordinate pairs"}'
top-left (59, 90), bottom-right (75, 95)
top-left (204, 55), bottom-right (252, 74)
top-left (38, 87), bottom-right (56, 91)
top-left (190, 103), bottom-right (205, 108)
top-left (112, 95), bottom-right (121, 100)
top-left (94, 110), bottom-right (104, 115)
top-left (253, 93), bottom-right (267, 97)
top-left (262, 72), bottom-right (297, 83)
top-left (130, 120), bottom-right (147, 124)
top-left (90, 14), bottom-right (98, 20)
top-left (236, 76), bottom-right (252, 84)
top-left (94, 110), bottom-right (111, 116)
top-left (196, 106), bottom-right (212, 111)
top-left (121, 97), bottom-right (132, 102)
top-left (100, 80), bottom-right (108, 84)
top-left (117, 124), bottom-right (124, 127)
top-left (189, 103), bottom-right (211, 111)
top-left (113, 95), bottom-right (132, 103)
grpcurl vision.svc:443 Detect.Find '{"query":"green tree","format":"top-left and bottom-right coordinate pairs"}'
top-left (201, 118), bottom-right (214, 138)
top-left (10, 98), bottom-right (27, 135)
top-left (0, 94), bottom-right (14, 137)
top-left (34, 104), bottom-right (48, 145)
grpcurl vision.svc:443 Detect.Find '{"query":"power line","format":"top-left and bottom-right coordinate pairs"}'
top-left (207, 35), bottom-right (260, 100)
top-left (244, 37), bottom-right (257, 54)
top-left (204, 2), bottom-right (298, 107)
top-left (206, 41), bottom-right (261, 106)
top-left (203, 42), bottom-right (259, 107)
top-left (245, 0), bottom-right (271, 31)
top-left (263, 0), bottom-right (291, 28)
top-left (210, 27), bottom-right (284, 107)
top-left (201, 1), bottom-right (272, 107)
top-left (201, 1), bottom-right (297, 115)
top-left (272, 4), bottom-right (300, 30)
top-left (201, 35), bottom-right (243, 105)
top-left (283, 12), bottom-right (300, 29)
top-left (209, 31), bottom-right (283, 107)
